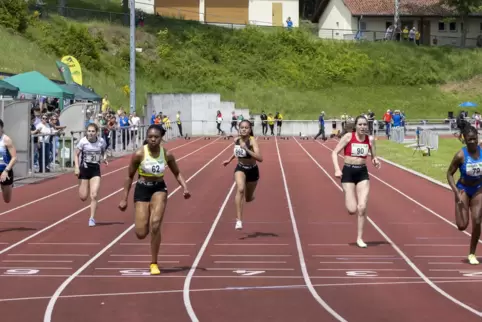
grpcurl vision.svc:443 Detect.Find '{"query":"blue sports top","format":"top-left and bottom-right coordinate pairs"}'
top-left (459, 146), bottom-right (482, 181)
top-left (0, 135), bottom-right (12, 171)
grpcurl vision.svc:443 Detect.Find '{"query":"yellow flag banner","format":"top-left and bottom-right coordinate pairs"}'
top-left (60, 55), bottom-right (83, 85)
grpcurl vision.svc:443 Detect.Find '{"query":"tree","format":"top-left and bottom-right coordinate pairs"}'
top-left (440, 0), bottom-right (482, 47)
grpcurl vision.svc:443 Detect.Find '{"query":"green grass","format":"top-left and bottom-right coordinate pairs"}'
top-left (376, 138), bottom-right (464, 183)
top-left (2, 0), bottom-right (482, 118)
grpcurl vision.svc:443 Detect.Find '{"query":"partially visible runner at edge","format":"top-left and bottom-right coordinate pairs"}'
top-left (331, 115), bottom-right (380, 248)
top-left (0, 119), bottom-right (17, 203)
top-left (74, 123), bottom-right (108, 226)
top-left (118, 124), bottom-right (191, 275)
top-left (223, 120), bottom-right (263, 230)
top-left (446, 125), bottom-right (482, 265)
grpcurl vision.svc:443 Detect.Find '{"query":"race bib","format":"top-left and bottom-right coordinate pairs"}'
top-left (143, 160), bottom-right (164, 175)
top-left (234, 145), bottom-right (247, 158)
top-left (351, 143), bottom-right (369, 157)
top-left (466, 162), bottom-right (482, 177)
top-left (85, 152), bottom-right (100, 163)
top-left (0, 155), bottom-right (4, 165)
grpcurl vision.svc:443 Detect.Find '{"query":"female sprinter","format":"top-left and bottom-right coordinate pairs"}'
top-left (74, 123), bottom-right (107, 227)
top-left (0, 119), bottom-right (17, 203)
top-left (446, 125), bottom-right (482, 265)
top-left (223, 120), bottom-right (262, 230)
top-left (118, 124), bottom-right (191, 275)
top-left (331, 115), bottom-right (380, 248)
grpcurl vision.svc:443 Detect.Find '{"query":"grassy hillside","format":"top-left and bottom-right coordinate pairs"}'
top-left (1, 1), bottom-right (482, 119)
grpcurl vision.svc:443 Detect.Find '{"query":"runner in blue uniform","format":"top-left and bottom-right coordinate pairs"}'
top-left (0, 119), bottom-right (17, 203)
top-left (447, 125), bottom-right (482, 265)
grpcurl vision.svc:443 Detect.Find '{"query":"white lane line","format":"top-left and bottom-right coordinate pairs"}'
top-left (277, 137), bottom-right (347, 321)
top-left (119, 243), bottom-right (196, 246)
top-left (213, 243), bottom-right (289, 246)
top-left (404, 244), bottom-right (466, 247)
top-left (0, 138), bottom-right (202, 218)
top-left (0, 138), bottom-right (221, 257)
top-left (213, 261), bottom-right (287, 264)
top-left (298, 138), bottom-right (482, 317)
top-left (28, 243), bottom-right (100, 245)
top-left (182, 182), bottom-right (236, 322)
top-left (319, 262), bottom-right (394, 264)
top-left (107, 261), bottom-right (180, 264)
top-left (210, 254), bottom-right (292, 257)
top-left (7, 254), bottom-right (89, 257)
top-left (3, 260), bottom-right (73, 263)
top-left (110, 254), bottom-right (189, 257)
top-left (43, 139), bottom-right (232, 322)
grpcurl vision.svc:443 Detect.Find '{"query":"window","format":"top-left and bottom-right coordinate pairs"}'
top-left (438, 21), bottom-right (445, 31)
top-left (449, 22), bottom-right (457, 31)
top-left (359, 21), bottom-right (367, 30)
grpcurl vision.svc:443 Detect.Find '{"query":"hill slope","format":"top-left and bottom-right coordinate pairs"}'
top-left (1, 2), bottom-right (482, 119)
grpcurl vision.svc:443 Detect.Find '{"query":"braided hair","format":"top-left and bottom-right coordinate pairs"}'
top-left (463, 125), bottom-right (478, 140)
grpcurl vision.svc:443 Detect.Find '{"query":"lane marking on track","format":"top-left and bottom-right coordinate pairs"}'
top-left (213, 261), bottom-right (287, 264)
top-left (210, 254), bottom-right (292, 257)
top-left (110, 254), bottom-right (190, 257)
top-left (182, 182), bottom-right (236, 322)
top-left (4, 278), bottom-right (482, 303)
top-left (28, 243), bottom-right (100, 245)
top-left (213, 243), bottom-right (289, 246)
top-left (0, 137), bottom-right (203, 218)
top-left (318, 140), bottom-right (482, 246)
top-left (0, 138), bottom-right (222, 257)
top-left (3, 260), bottom-right (73, 263)
top-left (8, 254), bottom-right (89, 257)
top-left (119, 243), bottom-right (196, 246)
top-left (296, 137), bottom-right (482, 318)
top-left (43, 140), bottom-right (233, 322)
top-left (275, 137), bottom-right (347, 322)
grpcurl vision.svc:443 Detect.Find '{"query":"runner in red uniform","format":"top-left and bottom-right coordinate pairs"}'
top-left (331, 116), bottom-right (381, 248)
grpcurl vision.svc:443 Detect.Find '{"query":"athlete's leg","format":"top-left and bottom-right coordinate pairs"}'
top-left (134, 202), bottom-right (150, 240)
top-left (468, 192), bottom-right (482, 264)
top-left (234, 171), bottom-right (246, 229)
top-left (455, 189), bottom-right (470, 231)
top-left (148, 191), bottom-right (168, 274)
top-left (1, 184), bottom-right (12, 203)
top-left (354, 180), bottom-right (370, 248)
top-left (341, 182), bottom-right (357, 215)
top-left (88, 176), bottom-right (101, 226)
top-left (78, 179), bottom-right (90, 202)
top-left (245, 181), bottom-right (258, 202)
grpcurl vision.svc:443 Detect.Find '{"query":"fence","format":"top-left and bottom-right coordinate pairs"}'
top-left (389, 125), bottom-right (439, 151)
top-left (390, 127), bottom-right (405, 143)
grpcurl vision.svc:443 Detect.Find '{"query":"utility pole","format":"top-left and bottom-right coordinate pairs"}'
top-left (129, 0), bottom-right (136, 114)
top-left (394, 0), bottom-right (400, 40)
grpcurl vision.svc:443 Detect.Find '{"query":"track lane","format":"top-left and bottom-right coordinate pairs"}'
top-left (41, 140), bottom-right (235, 322)
top-left (187, 139), bottom-right (342, 322)
top-left (0, 138), bottom-right (210, 249)
top-left (0, 138), bottom-right (222, 321)
top-left (291, 138), bottom-right (481, 321)
top-left (318, 140), bottom-right (482, 316)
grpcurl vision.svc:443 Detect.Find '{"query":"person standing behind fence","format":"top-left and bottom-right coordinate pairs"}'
top-left (130, 112), bottom-right (141, 148)
top-left (260, 111), bottom-right (267, 135)
top-left (314, 111), bottom-right (327, 141)
top-left (275, 112), bottom-right (283, 136)
top-left (216, 110), bottom-right (225, 135)
top-left (119, 111), bottom-right (130, 150)
top-left (383, 109), bottom-right (392, 138)
top-left (446, 126), bottom-right (482, 265)
top-left (35, 115), bottom-right (57, 173)
top-left (367, 110), bottom-right (375, 135)
top-left (230, 111), bottom-right (238, 134)
top-left (176, 111), bottom-right (183, 137)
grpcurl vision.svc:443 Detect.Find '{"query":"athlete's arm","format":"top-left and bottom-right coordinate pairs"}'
top-left (368, 136), bottom-right (380, 168)
top-left (447, 150), bottom-right (463, 195)
top-left (244, 137), bottom-right (263, 162)
top-left (332, 133), bottom-right (351, 173)
top-left (100, 138), bottom-right (108, 163)
top-left (3, 135), bottom-right (17, 171)
top-left (165, 149), bottom-right (190, 198)
top-left (73, 139), bottom-right (83, 173)
top-left (120, 148), bottom-right (143, 204)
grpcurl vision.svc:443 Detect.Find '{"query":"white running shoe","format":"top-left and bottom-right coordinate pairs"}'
top-left (356, 239), bottom-right (367, 248)
top-left (89, 218), bottom-right (96, 227)
top-left (235, 220), bottom-right (243, 230)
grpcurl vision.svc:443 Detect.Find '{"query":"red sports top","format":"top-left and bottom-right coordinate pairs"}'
top-left (343, 132), bottom-right (371, 159)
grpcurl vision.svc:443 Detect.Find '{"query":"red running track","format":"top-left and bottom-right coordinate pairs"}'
top-left (0, 136), bottom-right (481, 322)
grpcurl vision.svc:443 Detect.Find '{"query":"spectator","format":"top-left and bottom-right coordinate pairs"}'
top-left (286, 17), bottom-right (293, 29)
top-left (383, 109), bottom-right (393, 138)
top-left (314, 111), bottom-right (327, 141)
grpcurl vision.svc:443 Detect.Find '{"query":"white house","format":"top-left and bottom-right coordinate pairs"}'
top-left (154, 0), bottom-right (299, 27)
top-left (311, 0), bottom-right (482, 47)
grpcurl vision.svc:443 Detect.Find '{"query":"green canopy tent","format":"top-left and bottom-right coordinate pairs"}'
top-left (60, 83), bottom-right (102, 102)
top-left (3, 71), bottom-right (74, 109)
top-left (0, 80), bottom-right (19, 97)
top-left (0, 80), bottom-right (19, 119)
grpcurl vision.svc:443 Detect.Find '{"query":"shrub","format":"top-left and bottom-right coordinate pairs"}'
top-left (0, 0), bottom-right (29, 33)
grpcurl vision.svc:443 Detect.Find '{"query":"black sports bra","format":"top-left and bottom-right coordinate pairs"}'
top-left (233, 137), bottom-right (253, 159)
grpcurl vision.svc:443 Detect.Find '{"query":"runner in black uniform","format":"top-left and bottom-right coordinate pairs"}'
top-left (223, 120), bottom-right (262, 230)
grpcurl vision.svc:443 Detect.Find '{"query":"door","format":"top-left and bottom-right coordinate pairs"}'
top-left (272, 3), bottom-right (283, 27)
top-left (422, 20), bottom-right (431, 45)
